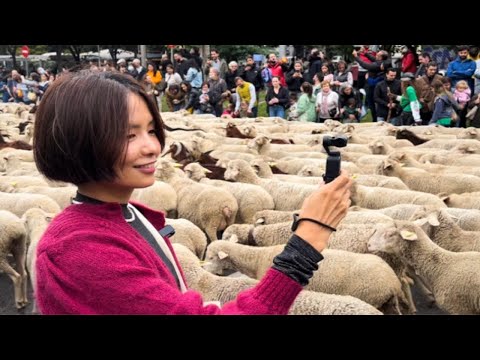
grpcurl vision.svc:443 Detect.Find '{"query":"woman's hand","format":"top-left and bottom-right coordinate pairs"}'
top-left (295, 170), bottom-right (353, 253)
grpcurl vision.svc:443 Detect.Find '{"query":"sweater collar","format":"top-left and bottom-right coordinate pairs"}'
top-left (67, 201), bottom-right (166, 230)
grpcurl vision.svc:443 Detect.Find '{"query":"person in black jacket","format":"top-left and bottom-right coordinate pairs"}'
top-left (352, 49), bottom-right (391, 122)
top-left (373, 68), bottom-right (402, 124)
top-left (307, 49), bottom-right (322, 84)
top-left (266, 76), bottom-right (290, 118)
top-left (286, 61), bottom-right (305, 96)
top-left (241, 56), bottom-right (264, 93)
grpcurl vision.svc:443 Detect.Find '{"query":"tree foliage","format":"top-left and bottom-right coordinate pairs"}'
top-left (210, 45), bottom-right (276, 62)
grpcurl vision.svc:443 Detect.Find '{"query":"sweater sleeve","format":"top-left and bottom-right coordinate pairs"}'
top-left (36, 233), bottom-right (301, 315)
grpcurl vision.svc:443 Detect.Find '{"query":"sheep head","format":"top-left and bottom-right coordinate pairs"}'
top-left (367, 222), bottom-right (418, 255)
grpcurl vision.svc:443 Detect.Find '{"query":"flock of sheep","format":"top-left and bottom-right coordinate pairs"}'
top-left (1, 101), bottom-right (480, 315)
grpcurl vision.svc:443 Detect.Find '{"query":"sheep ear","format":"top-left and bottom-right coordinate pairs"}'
top-left (218, 251), bottom-right (229, 259)
top-left (383, 160), bottom-right (393, 170)
top-left (376, 142), bottom-right (384, 147)
top-left (255, 218), bottom-right (265, 225)
top-left (229, 235), bottom-right (239, 243)
top-left (268, 162), bottom-right (277, 167)
top-left (413, 218), bottom-right (428, 226)
top-left (469, 128), bottom-right (477, 135)
top-left (427, 213), bottom-right (440, 226)
top-left (400, 230), bottom-right (418, 241)
top-left (438, 193), bottom-right (449, 202)
top-left (173, 162), bottom-right (183, 168)
top-left (203, 168), bottom-right (212, 174)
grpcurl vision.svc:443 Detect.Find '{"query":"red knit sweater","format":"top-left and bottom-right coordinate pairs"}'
top-left (36, 201), bottom-right (301, 314)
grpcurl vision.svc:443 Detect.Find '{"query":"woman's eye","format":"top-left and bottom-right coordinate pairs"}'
top-left (149, 129), bottom-right (156, 135)
top-left (127, 134), bottom-right (136, 140)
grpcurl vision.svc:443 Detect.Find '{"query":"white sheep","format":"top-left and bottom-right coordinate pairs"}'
top-left (155, 159), bottom-right (238, 242)
top-left (173, 244), bottom-right (381, 315)
top-left (378, 159), bottom-right (480, 195)
top-left (23, 208), bottom-right (54, 314)
top-left (0, 210), bottom-right (28, 309)
top-left (439, 192), bottom-right (480, 210)
top-left (351, 184), bottom-right (447, 209)
top-left (0, 192), bottom-right (61, 217)
top-left (184, 162), bottom-right (275, 224)
top-left (409, 208), bottom-right (480, 252)
top-left (131, 181), bottom-right (178, 218)
top-left (224, 159), bottom-right (318, 211)
top-left (205, 241), bottom-right (404, 313)
top-left (166, 218), bottom-right (208, 259)
top-left (368, 221), bottom-right (480, 314)
top-left (13, 185), bottom-right (77, 210)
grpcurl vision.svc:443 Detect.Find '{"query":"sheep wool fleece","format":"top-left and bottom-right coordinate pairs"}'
top-left (36, 202), bottom-right (301, 314)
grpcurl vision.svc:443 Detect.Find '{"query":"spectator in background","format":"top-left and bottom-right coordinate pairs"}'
top-left (266, 76), bottom-right (289, 118)
top-left (207, 67), bottom-right (229, 117)
top-left (320, 64), bottom-right (334, 84)
top-left (352, 48), bottom-right (391, 122)
top-left (204, 49), bottom-right (228, 80)
top-left (190, 47), bottom-right (203, 69)
top-left (164, 64), bottom-right (183, 90)
top-left (332, 60), bottom-right (353, 93)
top-left (415, 52), bottom-right (432, 78)
top-left (312, 72), bottom-right (324, 97)
top-left (307, 49), bottom-right (323, 84)
top-left (225, 61), bottom-right (242, 104)
top-left (295, 82), bottom-right (316, 122)
top-left (429, 79), bottom-right (460, 127)
top-left (241, 55), bottom-right (264, 99)
top-left (447, 45), bottom-right (477, 94)
top-left (160, 54), bottom-right (173, 78)
top-left (173, 51), bottom-right (189, 80)
top-left (184, 58), bottom-right (203, 90)
top-left (356, 45), bottom-right (376, 90)
top-left (316, 80), bottom-right (339, 123)
top-left (286, 61), bottom-right (305, 96)
top-left (130, 59), bottom-right (146, 81)
top-left (401, 45), bottom-right (418, 75)
top-left (415, 62), bottom-right (443, 125)
top-left (165, 84), bottom-right (186, 112)
top-left (453, 80), bottom-right (471, 128)
top-left (181, 81), bottom-right (199, 114)
top-left (398, 74), bottom-right (422, 126)
top-left (266, 53), bottom-right (289, 87)
top-left (234, 76), bottom-right (257, 118)
top-left (471, 46), bottom-right (480, 95)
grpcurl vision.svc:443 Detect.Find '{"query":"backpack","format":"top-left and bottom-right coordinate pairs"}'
top-left (261, 67), bottom-right (272, 84)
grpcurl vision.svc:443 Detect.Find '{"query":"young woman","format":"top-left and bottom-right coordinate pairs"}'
top-left (33, 70), bottom-right (352, 314)
top-left (265, 76), bottom-right (289, 118)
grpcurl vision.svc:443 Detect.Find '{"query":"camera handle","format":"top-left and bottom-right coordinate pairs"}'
top-left (323, 151), bottom-right (341, 184)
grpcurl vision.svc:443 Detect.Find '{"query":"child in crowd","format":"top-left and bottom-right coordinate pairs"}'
top-left (341, 98), bottom-right (360, 123)
top-left (454, 80), bottom-right (471, 107)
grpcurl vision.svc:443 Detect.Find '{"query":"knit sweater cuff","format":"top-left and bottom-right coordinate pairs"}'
top-left (252, 268), bottom-right (302, 314)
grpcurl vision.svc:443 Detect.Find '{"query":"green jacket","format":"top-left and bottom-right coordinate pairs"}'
top-left (297, 93), bottom-right (317, 122)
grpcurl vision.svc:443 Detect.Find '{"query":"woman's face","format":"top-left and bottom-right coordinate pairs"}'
top-left (272, 78), bottom-right (280, 87)
top-left (167, 67), bottom-right (174, 74)
top-left (181, 84), bottom-right (188, 92)
top-left (443, 82), bottom-right (451, 91)
top-left (148, 64), bottom-right (154, 71)
top-left (110, 94), bottom-right (161, 195)
top-left (321, 65), bottom-right (328, 73)
top-left (344, 87), bottom-right (352, 95)
top-left (322, 83), bottom-right (330, 91)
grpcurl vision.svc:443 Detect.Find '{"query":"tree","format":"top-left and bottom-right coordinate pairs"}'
top-left (0, 45), bottom-right (19, 68)
top-left (210, 45), bottom-right (276, 62)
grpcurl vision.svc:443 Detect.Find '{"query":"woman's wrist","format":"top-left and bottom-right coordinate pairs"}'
top-left (294, 221), bottom-right (332, 253)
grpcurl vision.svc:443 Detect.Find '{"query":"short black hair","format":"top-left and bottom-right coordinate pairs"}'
top-left (34, 70), bottom-right (165, 185)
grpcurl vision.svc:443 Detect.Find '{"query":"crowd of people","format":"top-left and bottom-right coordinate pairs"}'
top-left (2, 45), bottom-right (480, 128)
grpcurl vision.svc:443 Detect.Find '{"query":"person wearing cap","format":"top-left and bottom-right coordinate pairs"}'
top-left (397, 73), bottom-right (422, 125)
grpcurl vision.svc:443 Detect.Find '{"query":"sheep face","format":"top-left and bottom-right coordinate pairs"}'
top-left (203, 248), bottom-right (230, 275)
top-left (224, 163), bottom-right (240, 181)
top-left (368, 225), bottom-right (417, 255)
top-left (369, 141), bottom-right (385, 155)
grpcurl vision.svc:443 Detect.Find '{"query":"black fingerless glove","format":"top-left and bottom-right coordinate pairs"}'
top-left (272, 234), bottom-right (324, 286)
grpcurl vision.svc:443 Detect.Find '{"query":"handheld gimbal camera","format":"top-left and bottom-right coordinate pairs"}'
top-left (322, 135), bottom-right (348, 184)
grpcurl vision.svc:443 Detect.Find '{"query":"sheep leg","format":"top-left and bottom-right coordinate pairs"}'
top-left (0, 259), bottom-right (26, 309)
top-left (410, 272), bottom-right (436, 307)
top-left (399, 276), bottom-right (417, 314)
top-left (12, 235), bottom-right (28, 307)
top-left (204, 225), bottom-right (219, 243)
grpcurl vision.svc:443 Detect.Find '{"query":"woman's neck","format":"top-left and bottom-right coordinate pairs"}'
top-left (77, 182), bottom-right (132, 204)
